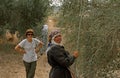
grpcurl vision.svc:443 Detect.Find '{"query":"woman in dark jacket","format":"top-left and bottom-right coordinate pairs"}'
top-left (46, 30), bottom-right (79, 78)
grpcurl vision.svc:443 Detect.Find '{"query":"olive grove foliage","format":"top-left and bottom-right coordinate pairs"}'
top-left (0, 0), bottom-right (49, 35)
top-left (58, 0), bottom-right (120, 78)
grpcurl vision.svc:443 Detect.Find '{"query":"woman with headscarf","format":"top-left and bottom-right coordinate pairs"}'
top-left (46, 30), bottom-right (79, 78)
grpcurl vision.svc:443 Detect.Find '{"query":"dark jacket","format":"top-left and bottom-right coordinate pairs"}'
top-left (47, 45), bottom-right (76, 78)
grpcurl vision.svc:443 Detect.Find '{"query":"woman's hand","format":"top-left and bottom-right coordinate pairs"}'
top-left (35, 41), bottom-right (44, 53)
top-left (35, 48), bottom-right (39, 53)
top-left (73, 51), bottom-right (79, 58)
top-left (20, 49), bottom-right (26, 54)
top-left (15, 45), bottom-right (26, 54)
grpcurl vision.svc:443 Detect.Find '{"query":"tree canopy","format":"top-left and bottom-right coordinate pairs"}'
top-left (0, 0), bottom-right (49, 35)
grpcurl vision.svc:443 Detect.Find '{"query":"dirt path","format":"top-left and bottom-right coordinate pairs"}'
top-left (0, 16), bottom-right (57, 78)
top-left (47, 16), bottom-right (59, 32)
top-left (0, 50), bottom-right (50, 78)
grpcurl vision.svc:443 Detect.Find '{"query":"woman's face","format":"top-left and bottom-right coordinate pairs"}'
top-left (26, 33), bottom-right (33, 39)
top-left (54, 35), bottom-right (62, 43)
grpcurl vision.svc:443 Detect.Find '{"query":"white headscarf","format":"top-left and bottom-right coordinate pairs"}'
top-left (51, 33), bottom-right (61, 45)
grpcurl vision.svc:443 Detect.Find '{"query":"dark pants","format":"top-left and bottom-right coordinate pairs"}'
top-left (23, 61), bottom-right (37, 78)
top-left (49, 67), bottom-right (72, 78)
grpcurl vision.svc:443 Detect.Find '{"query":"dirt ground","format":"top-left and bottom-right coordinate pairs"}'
top-left (0, 51), bottom-right (50, 78)
top-left (0, 16), bottom-right (58, 78)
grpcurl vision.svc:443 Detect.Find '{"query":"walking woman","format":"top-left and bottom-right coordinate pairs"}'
top-left (15, 29), bottom-right (43, 78)
top-left (46, 30), bottom-right (79, 78)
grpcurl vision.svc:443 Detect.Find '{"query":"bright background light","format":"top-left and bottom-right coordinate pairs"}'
top-left (50, 0), bottom-right (63, 6)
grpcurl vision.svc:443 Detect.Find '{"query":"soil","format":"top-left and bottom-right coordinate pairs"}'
top-left (0, 51), bottom-right (50, 78)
